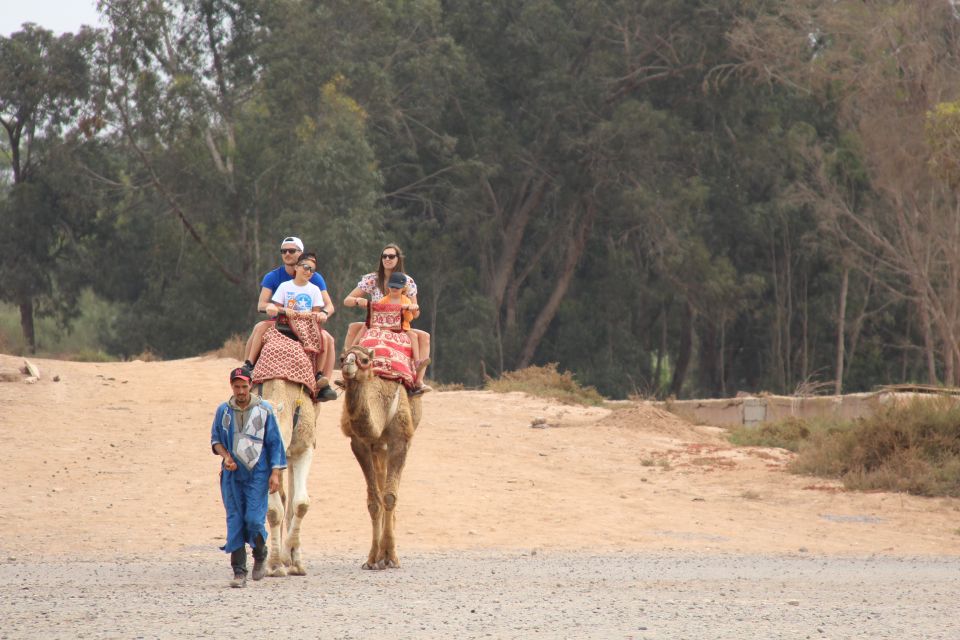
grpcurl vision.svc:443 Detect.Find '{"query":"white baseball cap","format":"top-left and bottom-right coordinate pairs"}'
top-left (280, 236), bottom-right (304, 251)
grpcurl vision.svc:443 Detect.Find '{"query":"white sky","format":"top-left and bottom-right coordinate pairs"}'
top-left (0, 0), bottom-right (102, 37)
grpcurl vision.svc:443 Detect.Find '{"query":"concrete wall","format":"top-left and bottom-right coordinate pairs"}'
top-left (657, 391), bottom-right (939, 428)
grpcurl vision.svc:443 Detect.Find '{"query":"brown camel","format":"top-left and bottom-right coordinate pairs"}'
top-left (339, 345), bottom-right (422, 569)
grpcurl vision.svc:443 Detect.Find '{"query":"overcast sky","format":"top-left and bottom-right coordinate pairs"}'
top-left (1, 0), bottom-right (102, 37)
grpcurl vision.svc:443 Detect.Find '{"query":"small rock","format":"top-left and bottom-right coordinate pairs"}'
top-left (24, 376), bottom-right (39, 384)
top-left (531, 416), bottom-right (548, 426)
top-left (798, 547), bottom-right (809, 553)
top-left (53, 375), bottom-right (60, 382)
top-left (692, 497), bottom-right (705, 502)
top-left (786, 600), bottom-right (800, 606)
top-left (478, 423), bottom-right (492, 428)
top-left (23, 359), bottom-right (40, 379)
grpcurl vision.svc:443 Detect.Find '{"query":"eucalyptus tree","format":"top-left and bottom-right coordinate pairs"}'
top-left (0, 24), bottom-right (101, 351)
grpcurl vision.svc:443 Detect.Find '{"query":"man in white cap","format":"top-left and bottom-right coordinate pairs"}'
top-left (241, 236), bottom-right (337, 401)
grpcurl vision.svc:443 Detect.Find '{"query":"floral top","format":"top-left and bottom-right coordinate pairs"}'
top-left (356, 272), bottom-right (418, 302)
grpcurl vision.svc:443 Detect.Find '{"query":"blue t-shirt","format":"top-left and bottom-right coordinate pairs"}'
top-left (260, 266), bottom-right (327, 293)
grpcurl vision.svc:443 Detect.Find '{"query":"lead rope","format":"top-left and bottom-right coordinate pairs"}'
top-left (292, 383), bottom-right (305, 433)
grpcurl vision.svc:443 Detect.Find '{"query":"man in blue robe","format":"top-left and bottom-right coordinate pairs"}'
top-left (211, 367), bottom-right (287, 588)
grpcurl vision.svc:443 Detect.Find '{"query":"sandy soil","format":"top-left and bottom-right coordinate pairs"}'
top-left (3, 354), bottom-right (960, 639)
top-left (4, 353), bottom-right (959, 560)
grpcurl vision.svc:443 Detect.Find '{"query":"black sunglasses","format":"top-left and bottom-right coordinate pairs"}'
top-left (281, 248), bottom-right (300, 255)
top-left (382, 253), bottom-right (399, 260)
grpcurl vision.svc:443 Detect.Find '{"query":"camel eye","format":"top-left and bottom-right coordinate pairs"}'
top-left (360, 357), bottom-right (370, 366)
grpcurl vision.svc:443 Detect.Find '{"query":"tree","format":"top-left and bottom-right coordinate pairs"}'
top-left (0, 24), bottom-right (100, 351)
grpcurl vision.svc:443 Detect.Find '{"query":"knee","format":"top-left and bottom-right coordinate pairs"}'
top-left (266, 507), bottom-right (282, 527)
top-left (293, 498), bottom-right (310, 518)
top-left (367, 499), bottom-right (381, 518)
top-left (383, 493), bottom-right (397, 511)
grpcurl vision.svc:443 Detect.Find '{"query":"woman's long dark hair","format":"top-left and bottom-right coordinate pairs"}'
top-left (376, 243), bottom-right (405, 295)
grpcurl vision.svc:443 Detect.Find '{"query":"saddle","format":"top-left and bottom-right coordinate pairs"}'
top-left (359, 302), bottom-right (416, 389)
top-left (251, 315), bottom-right (326, 398)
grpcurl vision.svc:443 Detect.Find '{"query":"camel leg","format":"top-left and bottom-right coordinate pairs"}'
top-left (266, 472), bottom-right (287, 577)
top-left (350, 437), bottom-right (383, 570)
top-left (282, 448), bottom-right (312, 576)
top-left (379, 439), bottom-right (411, 569)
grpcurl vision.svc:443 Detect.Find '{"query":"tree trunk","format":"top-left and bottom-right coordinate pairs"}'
top-left (921, 303), bottom-right (938, 385)
top-left (19, 299), bottom-right (36, 354)
top-left (516, 202), bottom-right (597, 368)
top-left (834, 266), bottom-right (849, 395)
top-left (669, 301), bottom-right (694, 398)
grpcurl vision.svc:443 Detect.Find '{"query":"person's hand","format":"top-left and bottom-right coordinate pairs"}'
top-left (408, 304), bottom-right (419, 312)
top-left (265, 303), bottom-right (279, 318)
top-left (268, 469), bottom-right (281, 494)
top-left (222, 453), bottom-right (237, 471)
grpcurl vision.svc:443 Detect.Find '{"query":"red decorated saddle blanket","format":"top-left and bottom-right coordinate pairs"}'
top-left (251, 316), bottom-right (325, 398)
top-left (360, 324), bottom-right (415, 389)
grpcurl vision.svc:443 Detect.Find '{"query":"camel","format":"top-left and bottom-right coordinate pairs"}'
top-left (260, 378), bottom-right (317, 576)
top-left (339, 344), bottom-right (422, 569)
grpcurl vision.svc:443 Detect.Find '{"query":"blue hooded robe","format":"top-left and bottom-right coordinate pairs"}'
top-left (210, 396), bottom-right (287, 553)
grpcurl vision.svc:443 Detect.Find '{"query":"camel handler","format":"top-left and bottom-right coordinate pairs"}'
top-left (211, 367), bottom-right (287, 588)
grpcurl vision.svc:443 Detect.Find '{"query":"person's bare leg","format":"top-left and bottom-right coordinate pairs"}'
top-left (245, 321), bottom-right (271, 364)
top-left (413, 329), bottom-right (430, 361)
top-left (344, 321), bottom-right (364, 350)
top-left (407, 330), bottom-right (420, 363)
top-left (322, 331), bottom-right (335, 379)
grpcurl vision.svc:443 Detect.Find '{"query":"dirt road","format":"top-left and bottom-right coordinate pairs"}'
top-left (3, 354), bottom-right (959, 638)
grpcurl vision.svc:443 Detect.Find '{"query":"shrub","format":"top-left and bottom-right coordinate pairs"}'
top-left (729, 398), bottom-right (960, 497)
top-left (485, 362), bottom-right (605, 406)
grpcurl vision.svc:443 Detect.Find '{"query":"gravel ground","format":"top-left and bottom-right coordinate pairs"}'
top-left (3, 550), bottom-right (958, 639)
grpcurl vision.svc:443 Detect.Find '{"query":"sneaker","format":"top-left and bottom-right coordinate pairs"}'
top-left (230, 573), bottom-right (247, 588)
top-left (317, 384), bottom-right (338, 402)
top-left (408, 383), bottom-right (433, 397)
top-left (251, 558), bottom-right (266, 581)
top-left (241, 360), bottom-right (255, 377)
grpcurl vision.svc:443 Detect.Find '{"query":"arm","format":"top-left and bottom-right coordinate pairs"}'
top-left (344, 286), bottom-right (369, 308)
top-left (212, 442), bottom-right (237, 471)
top-left (256, 287), bottom-right (274, 313)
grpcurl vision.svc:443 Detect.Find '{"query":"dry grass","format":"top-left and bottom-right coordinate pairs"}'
top-left (729, 398), bottom-right (960, 497)
top-left (485, 363), bottom-right (605, 406)
top-left (203, 334), bottom-right (246, 360)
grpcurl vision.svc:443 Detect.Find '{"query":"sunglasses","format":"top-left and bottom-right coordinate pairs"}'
top-left (298, 263), bottom-right (315, 272)
top-left (280, 248), bottom-right (300, 255)
top-left (382, 253), bottom-right (399, 260)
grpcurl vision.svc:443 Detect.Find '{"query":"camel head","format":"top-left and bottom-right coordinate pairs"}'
top-left (340, 345), bottom-right (375, 381)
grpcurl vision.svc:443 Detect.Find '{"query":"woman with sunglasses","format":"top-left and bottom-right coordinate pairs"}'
top-left (342, 243), bottom-right (431, 380)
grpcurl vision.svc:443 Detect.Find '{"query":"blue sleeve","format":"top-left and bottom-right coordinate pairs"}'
top-left (265, 411), bottom-right (287, 469)
top-left (260, 269), bottom-right (280, 292)
top-left (211, 405), bottom-right (226, 454)
top-left (309, 272), bottom-right (327, 291)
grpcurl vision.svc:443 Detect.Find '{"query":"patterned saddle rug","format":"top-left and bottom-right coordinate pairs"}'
top-left (361, 302), bottom-right (415, 389)
top-left (251, 315), bottom-right (326, 399)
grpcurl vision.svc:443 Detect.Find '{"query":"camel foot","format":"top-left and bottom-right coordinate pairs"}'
top-left (384, 558), bottom-right (401, 569)
top-left (267, 565), bottom-right (288, 578)
top-left (361, 561), bottom-right (384, 570)
top-left (287, 562), bottom-right (306, 576)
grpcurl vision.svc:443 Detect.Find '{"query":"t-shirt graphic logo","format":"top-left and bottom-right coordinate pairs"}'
top-left (285, 292), bottom-right (313, 312)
